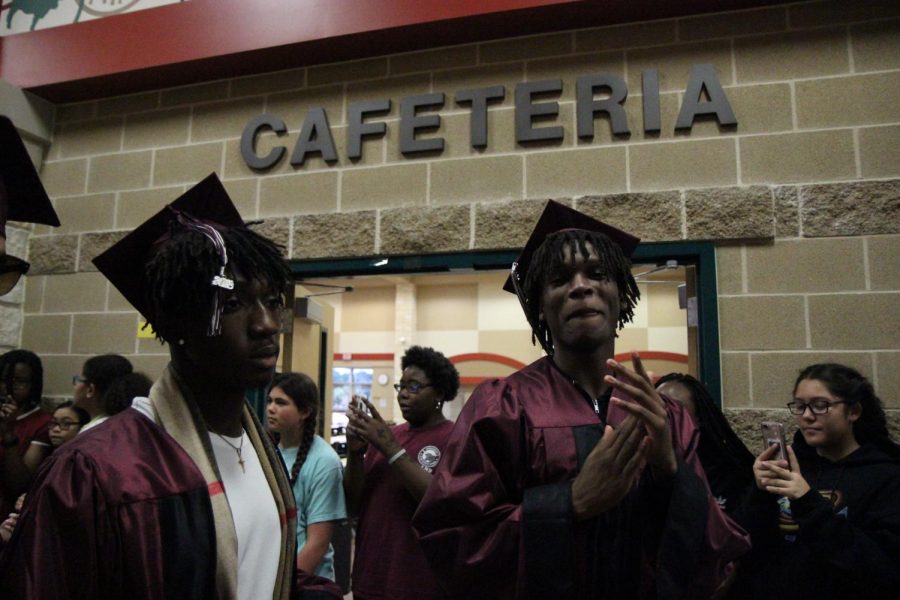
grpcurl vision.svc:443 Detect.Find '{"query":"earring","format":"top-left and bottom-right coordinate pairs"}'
top-left (177, 339), bottom-right (185, 346)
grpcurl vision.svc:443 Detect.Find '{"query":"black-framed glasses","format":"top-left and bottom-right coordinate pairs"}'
top-left (48, 420), bottom-right (81, 430)
top-left (393, 382), bottom-right (432, 394)
top-left (787, 399), bottom-right (848, 415)
top-left (72, 375), bottom-right (88, 385)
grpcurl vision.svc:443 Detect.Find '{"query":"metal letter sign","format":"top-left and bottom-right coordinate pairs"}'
top-left (240, 63), bottom-right (736, 170)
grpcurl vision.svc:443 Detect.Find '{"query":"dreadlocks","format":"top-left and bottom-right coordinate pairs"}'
top-left (521, 229), bottom-right (640, 355)
top-left (143, 223), bottom-right (292, 343)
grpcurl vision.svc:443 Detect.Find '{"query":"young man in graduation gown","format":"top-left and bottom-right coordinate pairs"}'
top-left (0, 115), bottom-right (60, 296)
top-left (0, 174), bottom-right (341, 600)
top-left (412, 200), bottom-right (749, 599)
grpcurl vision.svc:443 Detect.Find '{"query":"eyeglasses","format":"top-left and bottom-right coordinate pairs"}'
top-left (48, 420), bottom-right (81, 430)
top-left (72, 375), bottom-right (88, 386)
top-left (787, 399), bottom-right (848, 415)
top-left (393, 382), bottom-right (432, 394)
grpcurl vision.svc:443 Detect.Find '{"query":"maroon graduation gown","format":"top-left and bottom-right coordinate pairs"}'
top-left (412, 357), bottom-right (749, 599)
top-left (0, 409), bottom-right (216, 599)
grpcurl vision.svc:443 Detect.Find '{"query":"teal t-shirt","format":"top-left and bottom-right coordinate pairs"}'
top-left (279, 435), bottom-right (347, 581)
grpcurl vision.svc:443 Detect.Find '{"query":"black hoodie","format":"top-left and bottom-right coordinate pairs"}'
top-left (730, 432), bottom-right (900, 599)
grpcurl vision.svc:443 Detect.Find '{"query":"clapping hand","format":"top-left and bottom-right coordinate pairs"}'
top-left (604, 352), bottom-right (677, 478)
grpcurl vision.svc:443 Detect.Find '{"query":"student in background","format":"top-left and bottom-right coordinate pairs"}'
top-left (732, 363), bottom-right (900, 599)
top-left (72, 354), bottom-right (134, 433)
top-left (267, 372), bottom-right (346, 581)
top-left (656, 373), bottom-right (755, 516)
top-left (0, 350), bottom-right (51, 518)
top-left (48, 401), bottom-right (90, 448)
top-left (344, 345), bottom-right (460, 600)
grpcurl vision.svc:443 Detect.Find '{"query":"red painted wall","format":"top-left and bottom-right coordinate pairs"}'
top-left (0, 0), bottom-right (783, 102)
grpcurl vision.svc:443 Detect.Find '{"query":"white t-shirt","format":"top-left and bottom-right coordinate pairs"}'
top-left (131, 398), bottom-right (281, 600)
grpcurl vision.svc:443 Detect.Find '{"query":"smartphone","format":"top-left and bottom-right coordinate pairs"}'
top-left (760, 421), bottom-right (788, 462)
top-left (350, 395), bottom-right (370, 417)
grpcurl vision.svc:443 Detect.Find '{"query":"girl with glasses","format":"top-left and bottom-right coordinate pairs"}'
top-left (732, 363), bottom-right (900, 599)
top-left (48, 401), bottom-right (90, 448)
top-left (344, 345), bottom-right (460, 600)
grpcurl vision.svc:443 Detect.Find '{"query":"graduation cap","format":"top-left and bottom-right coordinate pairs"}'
top-left (93, 173), bottom-right (244, 336)
top-left (0, 116), bottom-right (61, 295)
top-left (502, 199), bottom-right (640, 296)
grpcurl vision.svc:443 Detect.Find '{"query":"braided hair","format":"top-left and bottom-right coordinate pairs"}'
top-left (795, 363), bottom-right (899, 457)
top-left (143, 223), bottom-right (292, 343)
top-left (270, 372), bottom-right (320, 485)
top-left (520, 230), bottom-right (640, 355)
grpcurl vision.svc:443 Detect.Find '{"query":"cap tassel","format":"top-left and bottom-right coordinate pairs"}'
top-left (172, 210), bottom-right (234, 336)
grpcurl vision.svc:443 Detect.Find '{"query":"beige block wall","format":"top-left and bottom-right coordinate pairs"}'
top-left (17, 0), bottom-right (899, 435)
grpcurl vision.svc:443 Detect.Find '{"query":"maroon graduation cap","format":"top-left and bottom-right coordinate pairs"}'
top-left (0, 115), bottom-right (60, 233)
top-left (0, 115), bottom-right (61, 294)
top-left (502, 199), bottom-right (640, 295)
top-left (92, 173), bottom-right (244, 331)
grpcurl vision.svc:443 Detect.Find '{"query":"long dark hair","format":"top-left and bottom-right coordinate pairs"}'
top-left (656, 372), bottom-right (755, 513)
top-left (794, 363), bottom-right (898, 456)
top-left (270, 372), bottom-right (319, 485)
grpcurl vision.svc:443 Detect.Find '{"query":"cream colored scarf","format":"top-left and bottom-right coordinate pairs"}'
top-left (148, 365), bottom-right (296, 600)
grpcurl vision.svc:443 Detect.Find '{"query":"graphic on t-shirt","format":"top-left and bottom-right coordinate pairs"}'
top-left (418, 445), bottom-right (441, 473)
top-left (779, 487), bottom-right (845, 537)
top-left (777, 496), bottom-right (799, 534)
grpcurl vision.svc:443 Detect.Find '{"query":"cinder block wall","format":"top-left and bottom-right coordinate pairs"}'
top-left (19, 0), bottom-right (899, 440)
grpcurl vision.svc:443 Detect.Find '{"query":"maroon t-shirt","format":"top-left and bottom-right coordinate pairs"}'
top-left (351, 420), bottom-right (454, 600)
top-left (0, 405), bottom-right (51, 516)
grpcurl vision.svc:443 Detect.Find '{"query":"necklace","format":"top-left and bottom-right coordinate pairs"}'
top-left (214, 431), bottom-right (246, 473)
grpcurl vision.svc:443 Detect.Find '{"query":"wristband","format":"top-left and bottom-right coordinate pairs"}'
top-left (388, 448), bottom-right (407, 465)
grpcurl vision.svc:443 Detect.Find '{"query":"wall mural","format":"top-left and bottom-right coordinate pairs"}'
top-left (1, 0), bottom-right (183, 34)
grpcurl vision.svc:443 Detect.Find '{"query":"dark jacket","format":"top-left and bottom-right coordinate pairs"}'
top-left (731, 433), bottom-right (900, 599)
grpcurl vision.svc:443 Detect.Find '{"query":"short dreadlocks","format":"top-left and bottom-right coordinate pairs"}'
top-left (521, 229), bottom-right (640, 355)
top-left (143, 223), bottom-right (292, 343)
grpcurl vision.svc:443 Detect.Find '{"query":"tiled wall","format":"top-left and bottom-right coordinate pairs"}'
top-left (15, 1), bottom-right (899, 431)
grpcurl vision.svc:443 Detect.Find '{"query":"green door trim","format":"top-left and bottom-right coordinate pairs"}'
top-left (289, 241), bottom-right (722, 405)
